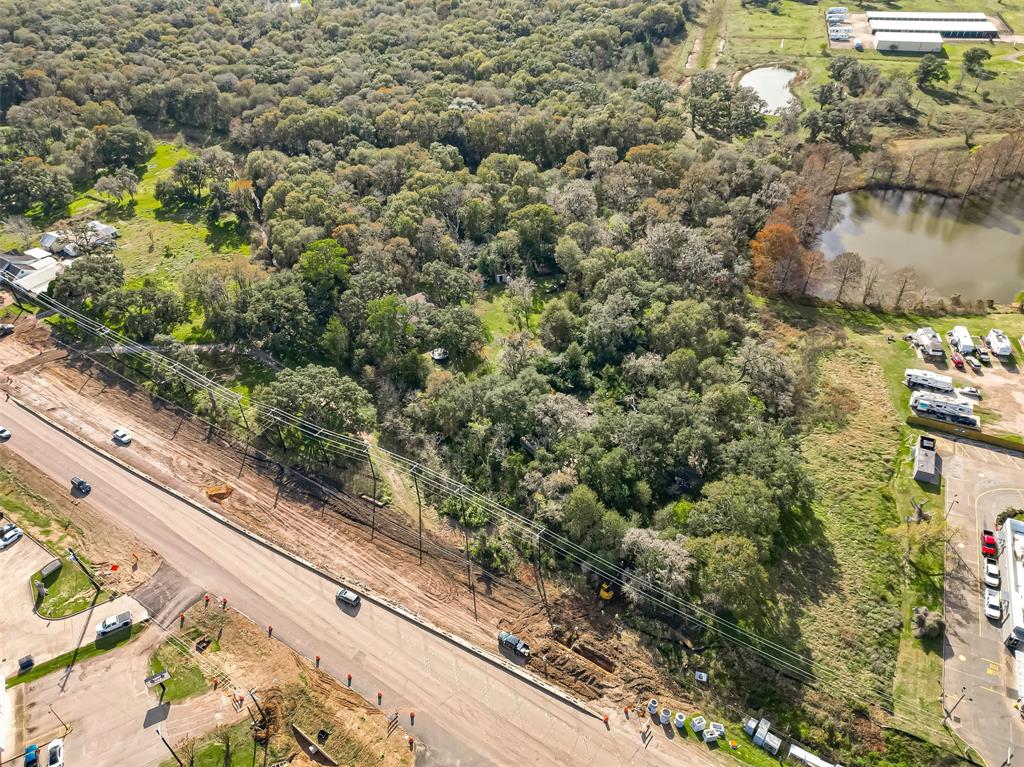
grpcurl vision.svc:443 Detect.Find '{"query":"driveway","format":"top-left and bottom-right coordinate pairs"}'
top-left (16, 629), bottom-right (237, 767)
top-left (0, 533), bottom-right (146, 678)
top-left (941, 436), bottom-right (1024, 766)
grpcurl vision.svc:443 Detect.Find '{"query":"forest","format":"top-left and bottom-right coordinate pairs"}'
top-left (3, 0), bottom-right (1021, 763)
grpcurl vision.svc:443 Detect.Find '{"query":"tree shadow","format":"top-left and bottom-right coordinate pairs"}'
top-left (205, 217), bottom-right (249, 253)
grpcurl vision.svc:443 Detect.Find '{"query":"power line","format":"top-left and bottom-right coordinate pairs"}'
top-left (4, 281), bottom-right (959, 740)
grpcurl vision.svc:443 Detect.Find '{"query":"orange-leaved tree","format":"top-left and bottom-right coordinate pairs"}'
top-left (749, 222), bottom-right (806, 295)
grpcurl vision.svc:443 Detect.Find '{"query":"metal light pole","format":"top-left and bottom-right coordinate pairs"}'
top-left (944, 686), bottom-right (971, 724)
top-left (157, 727), bottom-right (184, 767)
top-left (945, 494), bottom-right (959, 519)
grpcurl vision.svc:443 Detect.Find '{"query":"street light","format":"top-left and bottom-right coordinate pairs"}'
top-left (945, 494), bottom-right (960, 519)
top-left (156, 727), bottom-right (184, 767)
top-left (943, 686), bottom-right (972, 724)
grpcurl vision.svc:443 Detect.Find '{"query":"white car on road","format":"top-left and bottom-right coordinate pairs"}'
top-left (984, 560), bottom-right (1001, 589)
top-left (0, 526), bottom-right (23, 550)
top-left (985, 589), bottom-right (1002, 621)
top-left (112, 428), bottom-right (132, 445)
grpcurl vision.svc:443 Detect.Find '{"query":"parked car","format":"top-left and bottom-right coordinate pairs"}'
top-left (0, 526), bottom-right (23, 550)
top-left (659, 707), bottom-right (671, 725)
top-left (95, 611), bottom-right (132, 636)
top-left (985, 589), bottom-right (1002, 622)
top-left (966, 356), bottom-right (982, 373)
top-left (71, 476), bottom-right (91, 495)
top-left (335, 587), bottom-right (360, 607)
top-left (0, 426), bottom-right (11, 441)
top-left (974, 340), bottom-right (991, 363)
top-left (982, 529), bottom-right (998, 557)
top-left (984, 559), bottom-right (1001, 589)
top-left (673, 711), bottom-right (687, 729)
top-left (23, 744), bottom-right (39, 767)
top-left (0, 324), bottom-right (14, 337)
top-left (45, 738), bottom-right (63, 767)
top-left (112, 428), bottom-right (131, 445)
top-left (960, 387), bottom-right (982, 399)
top-left (951, 351), bottom-right (965, 369)
top-left (498, 630), bottom-right (531, 658)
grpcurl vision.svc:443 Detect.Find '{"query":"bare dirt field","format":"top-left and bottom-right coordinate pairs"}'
top-left (159, 604), bottom-right (414, 767)
top-left (0, 319), bottom-right (699, 715)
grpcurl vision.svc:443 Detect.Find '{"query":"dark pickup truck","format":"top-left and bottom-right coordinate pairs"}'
top-left (498, 630), bottom-right (530, 658)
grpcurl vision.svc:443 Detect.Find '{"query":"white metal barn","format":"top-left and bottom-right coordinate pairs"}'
top-left (875, 31), bottom-right (944, 52)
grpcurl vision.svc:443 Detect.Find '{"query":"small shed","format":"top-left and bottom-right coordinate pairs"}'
top-left (88, 220), bottom-right (119, 240)
top-left (913, 435), bottom-right (940, 485)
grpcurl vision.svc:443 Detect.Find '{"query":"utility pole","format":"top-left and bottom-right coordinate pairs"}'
top-left (943, 686), bottom-right (971, 724)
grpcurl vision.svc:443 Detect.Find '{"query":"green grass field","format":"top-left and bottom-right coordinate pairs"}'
top-left (149, 640), bottom-right (210, 703)
top-left (67, 143), bottom-right (250, 287)
top-left (159, 721), bottom-right (268, 767)
top-left (32, 557), bottom-right (111, 619)
top-left (720, 0), bottom-right (1024, 138)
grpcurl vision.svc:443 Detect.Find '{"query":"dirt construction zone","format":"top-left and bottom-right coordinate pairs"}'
top-left (0, 318), bottom-right (703, 716)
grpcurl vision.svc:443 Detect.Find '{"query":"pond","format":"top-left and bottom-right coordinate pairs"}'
top-left (821, 189), bottom-right (1024, 303)
top-left (738, 67), bottom-right (796, 114)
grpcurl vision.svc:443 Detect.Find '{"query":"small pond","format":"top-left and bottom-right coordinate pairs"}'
top-left (821, 188), bottom-right (1024, 303)
top-left (738, 67), bottom-right (796, 114)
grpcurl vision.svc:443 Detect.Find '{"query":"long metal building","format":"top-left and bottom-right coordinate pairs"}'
top-left (867, 11), bottom-right (998, 38)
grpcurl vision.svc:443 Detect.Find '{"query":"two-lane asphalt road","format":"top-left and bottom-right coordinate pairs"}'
top-left (0, 398), bottom-right (713, 767)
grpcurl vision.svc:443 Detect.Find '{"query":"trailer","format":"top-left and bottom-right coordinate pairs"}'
top-left (904, 368), bottom-right (953, 393)
top-left (951, 325), bottom-right (975, 355)
top-left (986, 329), bottom-right (1013, 357)
top-left (913, 326), bottom-right (944, 357)
top-left (910, 390), bottom-right (974, 419)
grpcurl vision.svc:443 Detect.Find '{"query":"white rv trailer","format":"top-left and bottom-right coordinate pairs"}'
top-left (904, 369), bottom-right (954, 393)
top-left (950, 325), bottom-right (974, 354)
top-left (986, 329), bottom-right (1013, 357)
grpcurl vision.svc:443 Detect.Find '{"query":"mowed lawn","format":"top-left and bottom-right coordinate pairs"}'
top-left (69, 143), bottom-right (250, 287)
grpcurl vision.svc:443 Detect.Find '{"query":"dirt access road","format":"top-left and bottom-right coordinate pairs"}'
top-left (0, 398), bottom-right (720, 767)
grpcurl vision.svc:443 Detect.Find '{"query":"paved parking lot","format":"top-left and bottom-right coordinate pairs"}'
top-left (942, 436), bottom-right (1024, 766)
top-left (18, 629), bottom-right (236, 767)
top-left (0, 533), bottom-right (145, 678)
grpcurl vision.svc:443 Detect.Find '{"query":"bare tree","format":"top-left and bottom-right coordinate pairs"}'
top-left (861, 258), bottom-right (883, 305)
top-left (175, 736), bottom-right (197, 767)
top-left (890, 267), bottom-right (917, 311)
top-left (2, 215), bottom-right (36, 249)
top-left (829, 251), bottom-right (863, 303)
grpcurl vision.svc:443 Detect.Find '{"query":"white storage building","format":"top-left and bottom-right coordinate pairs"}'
top-left (868, 11), bottom-right (998, 38)
top-left (875, 31), bottom-right (944, 52)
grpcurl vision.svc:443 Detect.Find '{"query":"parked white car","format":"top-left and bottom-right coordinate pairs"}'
top-left (95, 611), bottom-right (132, 636)
top-left (112, 428), bottom-right (132, 445)
top-left (673, 711), bottom-right (687, 729)
top-left (659, 707), bottom-right (671, 725)
top-left (46, 738), bottom-right (64, 767)
top-left (646, 698), bottom-right (659, 716)
top-left (0, 426), bottom-right (11, 441)
top-left (984, 560), bottom-right (1001, 589)
top-left (985, 589), bottom-right (1002, 621)
top-left (0, 526), bottom-right (23, 550)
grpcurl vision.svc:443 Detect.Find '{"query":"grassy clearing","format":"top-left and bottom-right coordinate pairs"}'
top-left (472, 282), bottom-right (558, 362)
top-left (67, 143), bottom-right (249, 287)
top-left (32, 557), bottom-right (110, 618)
top-left (166, 720), bottom-right (261, 767)
top-left (719, 0), bottom-right (1024, 138)
top-left (149, 640), bottom-right (210, 703)
top-left (7, 623), bottom-right (147, 687)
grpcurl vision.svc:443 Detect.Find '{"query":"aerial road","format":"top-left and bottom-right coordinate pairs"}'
top-left (0, 398), bottom-right (715, 767)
